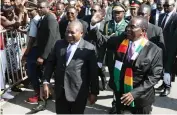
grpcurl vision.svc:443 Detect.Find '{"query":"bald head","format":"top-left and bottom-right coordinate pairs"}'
top-left (67, 20), bottom-right (83, 33)
top-left (131, 16), bottom-right (148, 31)
top-left (66, 20), bottom-right (83, 43)
top-left (138, 4), bottom-right (151, 21)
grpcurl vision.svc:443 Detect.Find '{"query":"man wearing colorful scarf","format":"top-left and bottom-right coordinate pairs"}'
top-left (105, 16), bottom-right (163, 114)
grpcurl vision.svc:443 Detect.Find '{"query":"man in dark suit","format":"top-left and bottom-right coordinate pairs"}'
top-left (102, 0), bottom-right (112, 22)
top-left (83, 4), bottom-right (106, 32)
top-left (137, 4), bottom-right (165, 64)
top-left (41, 20), bottom-right (99, 114)
top-left (55, 2), bottom-right (66, 23)
top-left (97, 16), bottom-right (163, 114)
top-left (59, 6), bottom-right (88, 39)
top-left (150, 0), bottom-right (165, 25)
top-left (36, 0), bottom-right (61, 65)
top-left (157, 0), bottom-right (177, 96)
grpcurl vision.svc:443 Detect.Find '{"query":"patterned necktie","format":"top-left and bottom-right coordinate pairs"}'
top-left (128, 42), bottom-right (135, 61)
top-left (66, 44), bottom-right (72, 61)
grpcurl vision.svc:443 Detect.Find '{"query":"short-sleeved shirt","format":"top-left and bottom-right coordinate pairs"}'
top-left (28, 15), bottom-right (41, 46)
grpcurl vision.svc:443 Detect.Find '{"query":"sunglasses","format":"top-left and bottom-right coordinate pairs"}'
top-left (90, 9), bottom-right (97, 12)
top-left (137, 12), bottom-right (148, 16)
top-left (38, 6), bottom-right (46, 9)
top-left (163, 4), bottom-right (173, 7)
top-left (67, 12), bottom-right (75, 15)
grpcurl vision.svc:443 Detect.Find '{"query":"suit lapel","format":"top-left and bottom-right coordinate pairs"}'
top-left (134, 42), bottom-right (150, 67)
top-left (164, 12), bottom-right (175, 30)
top-left (66, 39), bottom-right (85, 66)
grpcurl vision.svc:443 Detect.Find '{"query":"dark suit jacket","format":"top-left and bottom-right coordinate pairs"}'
top-left (158, 12), bottom-right (177, 72)
top-left (150, 9), bottom-right (156, 25)
top-left (147, 23), bottom-right (165, 63)
top-left (59, 19), bottom-right (88, 39)
top-left (37, 13), bottom-right (61, 59)
top-left (107, 36), bottom-right (163, 108)
top-left (43, 39), bottom-right (99, 101)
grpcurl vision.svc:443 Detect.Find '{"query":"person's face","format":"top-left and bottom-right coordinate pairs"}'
top-left (157, 1), bottom-right (165, 11)
top-left (126, 19), bottom-right (143, 40)
top-left (3, 0), bottom-right (11, 7)
top-left (66, 8), bottom-right (77, 21)
top-left (91, 5), bottom-right (100, 16)
top-left (85, 0), bottom-right (93, 7)
top-left (113, 10), bottom-right (125, 22)
top-left (163, 1), bottom-right (175, 13)
top-left (28, 10), bottom-right (36, 19)
top-left (65, 25), bottom-right (83, 44)
top-left (102, 0), bottom-right (108, 8)
top-left (37, 2), bottom-right (48, 16)
top-left (130, 7), bottom-right (139, 16)
top-left (56, 4), bottom-right (64, 16)
top-left (138, 8), bottom-right (150, 21)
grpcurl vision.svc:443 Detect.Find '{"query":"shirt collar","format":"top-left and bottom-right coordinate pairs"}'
top-left (33, 14), bottom-right (40, 20)
top-left (69, 38), bottom-right (81, 46)
top-left (131, 37), bottom-right (143, 49)
top-left (114, 19), bottom-right (124, 26)
top-left (156, 9), bottom-right (164, 14)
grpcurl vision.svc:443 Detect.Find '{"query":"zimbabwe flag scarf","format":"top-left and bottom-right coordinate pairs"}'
top-left (114, 37), bottom-right (148, 107)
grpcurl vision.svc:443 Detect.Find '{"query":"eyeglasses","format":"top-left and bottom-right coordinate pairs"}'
top-left (126, 25), bottom-right (140, 30)
top-left (163, 4), bottom-right (173, 7)
top-left (38, 6), bottom-right (46, 9)
top-left (67, 12), bottom-right (75, 15)
top-left (137, 12), bottom-right (148, 16)
top-left (90, 9), bottom-right (97, 12)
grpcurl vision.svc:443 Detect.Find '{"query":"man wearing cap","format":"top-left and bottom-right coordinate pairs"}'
top-left (126, 0), bottom-right (141, 21)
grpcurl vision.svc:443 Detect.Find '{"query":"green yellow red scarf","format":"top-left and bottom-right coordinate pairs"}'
top-left (114, 37), bottom-right (148, 107)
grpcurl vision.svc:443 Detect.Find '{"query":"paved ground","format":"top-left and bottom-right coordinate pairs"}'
top-left (1, 79), bottom-right (177, 114)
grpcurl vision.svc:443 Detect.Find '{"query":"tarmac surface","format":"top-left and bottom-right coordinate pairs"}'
top-left (1, 79), bottom-right (177, 114)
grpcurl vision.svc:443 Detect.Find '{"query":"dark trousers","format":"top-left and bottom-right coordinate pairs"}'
top-left (98, 66), bottom-right (107, 89)
top-left (26, 47), bottom-right (43, 91)
top-left (55, 89), bottom-right (88, 114)
top-left (115, 92), bottom-right (152, 114)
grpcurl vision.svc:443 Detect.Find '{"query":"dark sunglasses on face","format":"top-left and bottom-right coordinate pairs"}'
top-left (67, 12), bottom-right (75, 15)
top-left (163, 4), bottom-right (173, 7)
top-left (137, 12), bottom-right (147, 16)
top-left (90, 9), bottom-right (97, 12)
top-left (38, 6), bottom-right (45, 9)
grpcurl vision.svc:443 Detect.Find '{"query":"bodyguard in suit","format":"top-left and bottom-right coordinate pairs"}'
top-left (59, 6), bottom-right (88, 39)
top-left (99, 16), bottom-right (163, 114)
top-left (157, 0), bottom-right (177, 96)
top-left (36, 0), bottom-right (61, 65)
top-left (102, 0), bottom-right (112, 22)
top-left (41, 20), bottom-right (99, 114)
top-left (137, 4), bottom-right (165, 62)
top-left (149, 0), bottom-right (165, 25)
top-left (83, 4), bottom-right (108, 91)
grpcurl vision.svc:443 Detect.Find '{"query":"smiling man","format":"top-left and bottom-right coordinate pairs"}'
top-left (41, 20), bottom-right (99, 114)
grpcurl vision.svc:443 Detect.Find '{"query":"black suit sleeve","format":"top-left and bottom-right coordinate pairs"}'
top-left (43, 41), bottom-right (58, 83)
top-left (89, 46), bottom-right (99, 95)
top-left (131, 48), bottom-right (163, 99)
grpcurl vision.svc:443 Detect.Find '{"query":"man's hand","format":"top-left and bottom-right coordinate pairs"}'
top-left (88, 94), bottom-right (97, 105)
top-left (37, 57), bottom-right (44, 65)
top-left (120, 92), bottom-right (134, 106)
top-left (40, 84), bottom-right (50, 101)
top-left (21, 54), bottom-right (27, 65)
top-left (91, 9), bottom-right (105, 26)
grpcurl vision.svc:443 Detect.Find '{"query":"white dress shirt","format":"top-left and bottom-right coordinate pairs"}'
top-left (163, 11), bottom-right (174, 27)
top-left (128, 38), bottom-right (143, 60)
top-left (90, 22), bottom-right (101, 30)
top-left (155, 9), bottom-right (164, 25)
top-left (66, 39), bottom-right (81, 66)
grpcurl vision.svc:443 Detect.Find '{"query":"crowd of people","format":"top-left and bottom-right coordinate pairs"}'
top-left (0, 0), bottom-right (177, 114)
